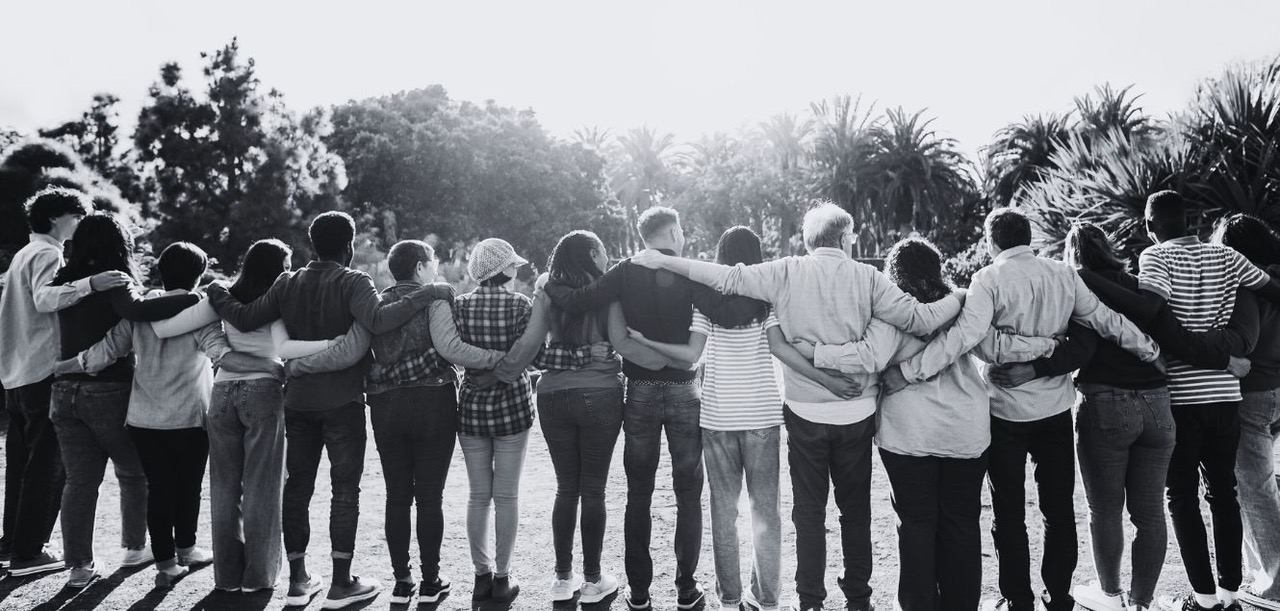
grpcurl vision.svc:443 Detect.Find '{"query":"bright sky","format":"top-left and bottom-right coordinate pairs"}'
top-left (3, 0), bottom-right (1279, 159)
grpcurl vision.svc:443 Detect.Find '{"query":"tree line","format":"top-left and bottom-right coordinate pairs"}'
top-left (2, 38), bottom-right (1278, 286)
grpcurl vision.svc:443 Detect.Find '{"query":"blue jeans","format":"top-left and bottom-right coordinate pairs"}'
top-left (703, 427), bottom-right (781, 609)
top-left (459, 429), bottom-right (530, 576)
top-left (537, 387), bottom-right (623, 581)
top-left (622, 382), bottom-right (703, 598)
top-left (208, 378), bottom-right (285, 590)
top-left (1076, 384), bottom-right (1176, 608)
top-left (1238, 389), bottom-right (1280, 598)
top-left (282, 402), bottom-right (366, 561)
top-left (49, 381), bottom-right (148, 567)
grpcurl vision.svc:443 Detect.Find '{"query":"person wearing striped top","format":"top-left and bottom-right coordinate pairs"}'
top-left (631, 227), bottom-right (861, 611)
top-left (1140, 192), bottom-right (1278, 611)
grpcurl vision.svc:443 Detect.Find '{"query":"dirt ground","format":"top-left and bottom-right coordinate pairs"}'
top-left (0, 411), bottom-right (1238, 611)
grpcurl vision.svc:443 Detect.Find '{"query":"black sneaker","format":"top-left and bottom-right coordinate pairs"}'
top-left (1223, 603), bottom-right (1243, 611)
top-left (986, 598), bottom-right (1037, 611)
top-left (678, 582), bottom-right (706, 610)
top-left (472, 572), bottom-right (494, 603)
top-left (419, 575), bottom-right (450, 604)
top-left (627, 586), bottom-right (651, 610)
top-left (321, 575), bottom-right (381, 609)
top-left (390, 580), bottom-right (417, 605)
top-left (492, 575), bottom-right (520, 604)
top-left (1158, 595), bottom-right (1223, 611)
top-left (7, 551), bottom-right (65, 577)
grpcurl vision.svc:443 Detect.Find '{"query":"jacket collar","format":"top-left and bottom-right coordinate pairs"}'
top-left (994, 245), bottom-right (1034, 263)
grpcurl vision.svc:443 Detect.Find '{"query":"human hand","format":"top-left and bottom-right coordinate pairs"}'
top-left (1228, 355), bottom-right (1252, 378)
top-left (627, 327), bottom-right (646, 341)
top-left (589, 342), bottom-right (614, 362)
top-left (989, 363), bottom-right (1035, 388)
top-left (629, 249), bottom-right (666, 270)
top-left (269, 361), bottom-right (287, 383)
top-left (534, 273), bottom-right (550, 292)
top-left (89, 271), bottom-right (132, 292)
top-left (880, 365), bottom-right (909, 396)
top-left (471, 371), bottom-right (501, 390)
top-left (819, 370), bottom-right (863, 399)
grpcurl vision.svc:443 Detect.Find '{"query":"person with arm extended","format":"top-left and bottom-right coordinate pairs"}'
top-left (46, 213), bottom-right (199, 589)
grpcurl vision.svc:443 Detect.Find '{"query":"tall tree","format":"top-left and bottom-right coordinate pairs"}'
top-left (610, 126), bottom-right (679, 253)
top-left (809, 95), bottom-right (881, 255)
top-left (869, 107), bottom-right (976, 237)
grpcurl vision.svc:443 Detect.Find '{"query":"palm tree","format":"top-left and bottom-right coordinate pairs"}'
top-left (980, 113), bottom-right (1073, 207)
top-left (869, 107), bottom-right (976, 237)
top-left (610, 126), bottom-right (679, 253)
top-left (760, 112), bottom-right (813, 253)
top-left (571, 125), bottom-right (611, 152)
top-left (809, 95), bottom-right (881, 254)
top-left (1074, 83), bottom-right (1160, 143)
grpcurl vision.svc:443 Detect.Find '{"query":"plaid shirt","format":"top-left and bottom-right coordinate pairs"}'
top-left (454, 286), bottom-right (535, 436)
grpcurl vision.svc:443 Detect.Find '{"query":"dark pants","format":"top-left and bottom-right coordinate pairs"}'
top-left (1167, 401), bottom-right (1243, 593)
top-left (1076, 384), bottom-right (1175, 607)
top-left (282, 402), bottom-right (366, 561)
top-left (880, 449), bottom-right (987, 611)
top-left (784, 406), bottom-right (874, 609)
top-left (369, 385), bottom-right (457, 581)
top-left (987, 411), bottom-right (1077, 611)
top-left (623, 382), bottom-right (702, 597)
top-left (2, 378), bottom-right (63, 560)
top-left (538, 387), bottom-right (624, 581)
top-left (128, 426), bottom-right (209, 563)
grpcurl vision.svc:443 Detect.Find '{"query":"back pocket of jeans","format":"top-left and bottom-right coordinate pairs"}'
top-left (1082, 393), bottom-right (1127, 431)
top-left (582, 388), bottom-right (623, 427)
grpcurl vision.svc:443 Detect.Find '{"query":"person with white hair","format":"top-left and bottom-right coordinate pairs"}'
top-left (628, 201), bottom-right (966, 611)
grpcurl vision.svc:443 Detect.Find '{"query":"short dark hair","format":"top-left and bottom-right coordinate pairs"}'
top-left (309, 211), bottom-right (356, 260)
top-left (387, 240), bottom-right (435, 281)
top-left (25, 187), bottom-right (92, 234)
top-left (984, 207), bottom-right (1032, 251)
top-left (157, 242), bottom-right (208, 291)
top-left (480, 271), bottom-right (512, 287)
top-left (637, 207), bottom-right (679, 242)
top-left (1145, 190), bottom-right (1188, 236)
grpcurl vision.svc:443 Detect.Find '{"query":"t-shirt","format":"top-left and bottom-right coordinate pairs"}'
top-left (1138, 236), bottom-right (1268, 405)
top-left (691, 310), bottom-right (784, 431)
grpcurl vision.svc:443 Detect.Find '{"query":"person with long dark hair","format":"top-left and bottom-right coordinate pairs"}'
top-left (630, 226), bottom-right (862, 611)
top-left (988, 221), bottom-right (1258, 611)
top-left (0, 188), bottom-right (131, 578)
top-left (1213, 214), bottom-right (1280, 611)
top-left (47, 212), bottom-right (199, 588)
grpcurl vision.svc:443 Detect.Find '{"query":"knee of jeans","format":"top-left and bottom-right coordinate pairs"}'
top-left (331, 488), bottom-right (360, 508)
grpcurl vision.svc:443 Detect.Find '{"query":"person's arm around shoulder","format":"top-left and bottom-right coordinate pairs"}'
top-left (1070, 270), bottom-right (1161, 362)
top-left (349, 275), bottom-right (453, 335)
top-left (31, 249), bottom-right (129, 313)
top-left (206, 275), bottom-right (285, 332)
top-left (151, 298), bottom-right (219, 338)
top-left (868, 269), bottom-right (962, 335)
top-left (431, 299), bottom-right (506, 371)
top-left (541, 264), bottom-right (626, 314)
top-left (54, 319), bottom-right (135, 376)
top-left (630, 248), bottom-right (785, 302)
top-left (491, 296), bottom-right (551, 382)
top-left (887, 273), bottom-right (997, 391)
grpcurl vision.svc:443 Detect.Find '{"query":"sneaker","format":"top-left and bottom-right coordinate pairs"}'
top-left (550, 573), bottom-right (581, 602)
top-left (492, 574), bottom-right (520, 604)
top-left (285, 574), bottom-right (326, 607)
top-left (627, 585), bottom-right (652, 609)
top-left (176, 546), bottom-right (212, 567)
top-left (155, 564), bottom-right (190, 589)
top-left (473, 572), bottom-right (494, 603)
top-left (984, 599), bottom-right (1037, 611)
top-left (121, 547), bottom-right (154, 568)
top-left (0, 542), bottom-right (11, 568)
top-left (1241, 589), bottom-right (1280, 611)
top-left (1074, 582), bottom-right (1127, 611)
top-left (1159, 595), bottom-right (1223, 611)
top-left (1225, 603), bottom-right (1244, 611)
top-left (66, 562), bottom-right (102, 588)
top-left (679, 582), bottom-right (707, 610)
top-left (580, 574), bottom-right (619, 604)
top-left (389, 579), bottom-right (416, 605)
top-left (7, 551), bottom-right (65, 577)
top-left (322, 575), bottom-right (381, 609)
top-left (419, 575), bottom-right (451, 604)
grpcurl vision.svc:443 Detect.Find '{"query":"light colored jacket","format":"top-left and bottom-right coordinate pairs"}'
top-left (0, 234), bottom-right (92, 388)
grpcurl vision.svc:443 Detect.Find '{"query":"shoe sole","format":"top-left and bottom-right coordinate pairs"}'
top-left (66, 573), bottom-right (102, 589)
top-left (285, 587), bottom-right (324, 607)
top-left (1242, 593), bottom-right (1280, 611)
top-left (8, 562), bottom-right (66, 577)
top-left (581, 585), bottom-right (619, 604)
top-left (627, 600), bottom-right (652, 610)
top-left (322, 588), bottom-right (381, 609)
top-left (389, 594), bottom-right (413, 605)
top-left (419, 584), bottom-right (450, 603)
top-left (677, 593), bottom-right (706, 610)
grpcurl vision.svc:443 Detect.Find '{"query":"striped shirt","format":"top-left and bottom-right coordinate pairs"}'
top-left (1138, 236), bottom-right (1268, 405)
top-left (691, 310), bottom-right (784, 431)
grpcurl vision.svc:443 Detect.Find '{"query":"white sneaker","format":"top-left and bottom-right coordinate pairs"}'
top-left (176, 546), bottom-right (212, 567)
top-left (1242, 589), bottom-right (1280, 611)
top-left (120, 547), bottom-right (154, 568)
top-left (580, 574), bottom-right (620, 604)
top-left (1073, 582), bottom-right (1127, 611)
top-left (550, 573), bottom-right (581, 602)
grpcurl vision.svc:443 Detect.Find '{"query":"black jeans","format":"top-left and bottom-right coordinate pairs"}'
top-left (369, 385), bottom-right (457, 581)
top-left (987, 411), bottom-right (1077, 611)
top-left (283, 402), bottom-right (366, 561)
top-left (2, 378), bottom-right (64, 560)
top-left (1167, 401), bottom-right (1243, 593)
top-left (538, 387), bottom-right (624, 581)
top-left (784, 406), bottom-right (874, 609)
top-left (128, 426), bottom-right (210, 563)
top-left (880, 449), bottom-right (987, 611)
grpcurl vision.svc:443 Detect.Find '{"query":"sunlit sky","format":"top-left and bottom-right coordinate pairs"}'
top-left (3, 0), bottom-right (1279, 158)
